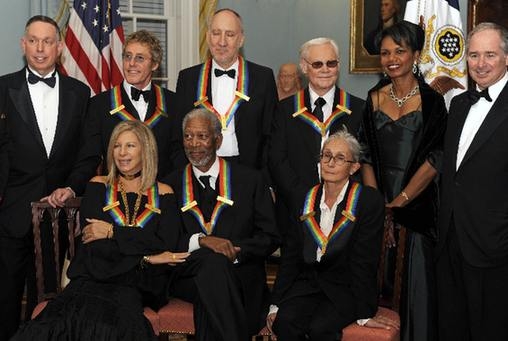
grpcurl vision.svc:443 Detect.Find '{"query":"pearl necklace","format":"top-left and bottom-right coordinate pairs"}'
top-left (389, 84), bottom-right (419, 107)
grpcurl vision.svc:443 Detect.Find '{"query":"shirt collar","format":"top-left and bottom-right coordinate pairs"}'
top-left (192, 156), bottom-right (220, 180)
top-left (479, 71), bottom-right (508, 103)
top-left (26, 67), bottom-right (58, 79)
top-left (319, 180), bottom-right (349, 211)
top-left (212, 58), bottom-right (239, 74)
top-left (123, 80), bottom-right (152, 96)
top-left (308, 86), bottom-right (335, 108)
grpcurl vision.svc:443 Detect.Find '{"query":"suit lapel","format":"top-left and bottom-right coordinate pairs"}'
top-left (9, 70), bottom-right (45, 151)
top-left (460, 83), bottom-right (508, 167)
top-left (447, 96), bottom-right (470, 172)
top-left (301, 87), bottom-right (322, 158)
top-left (121, 85), bottom-right (141, 120)
top-left (51, 75), bottom-right (75, 157)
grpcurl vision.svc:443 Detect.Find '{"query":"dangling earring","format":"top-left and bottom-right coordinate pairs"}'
top-left (412, 62), bottom-right (418, 75)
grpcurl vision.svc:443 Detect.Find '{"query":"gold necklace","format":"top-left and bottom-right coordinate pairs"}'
top-left (389, 84), bottom-right (419, 107)
top-left (119, 180), bottom-right (143, 227)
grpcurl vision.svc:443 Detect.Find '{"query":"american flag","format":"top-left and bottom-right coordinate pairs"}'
top-left (60, 0), bottom-right (125, 96)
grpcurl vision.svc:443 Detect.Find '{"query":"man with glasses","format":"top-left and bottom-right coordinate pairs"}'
top-left (175, 8), bottom-right (277, 174)
top-left (269, 37), bottom-right (365, 236)
top-left (0, 15), bottom-right (97, 339)
top-left (85, 29), bottom-right (185, 179)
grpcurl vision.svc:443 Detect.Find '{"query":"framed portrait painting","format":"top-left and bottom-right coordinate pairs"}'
top-left (349, 0), bottom-right (405, 74)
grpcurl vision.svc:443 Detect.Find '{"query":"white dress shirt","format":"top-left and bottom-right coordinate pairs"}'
top-left (27, 67), bottom-right (59, 157)
top-left (123, 80), bottom-right (151, 122)
top-left (456, 72), bottom-right (508, 170)
top-left (309, 86), bottom-right (336, 178)
top-left (212, 59), bottom-right (240, 157)
top-left (188, 157), bottom-right (220, 252)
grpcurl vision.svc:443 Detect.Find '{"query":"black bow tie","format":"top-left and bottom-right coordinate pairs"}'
top-left (214, 68), bottom-right (236, 79)
top-left (467, 87), bottom-right (492, 104)
top-left (131, 87), bottom-right (150, 102)
top-left (27, 69), bottom-right (56, 88)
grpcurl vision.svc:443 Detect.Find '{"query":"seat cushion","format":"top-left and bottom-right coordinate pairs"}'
top-left (143, 307), bottom-right (160, 336)
top-left (343, 307), bottom-right (400, 341)
top-left (157, 298), bottom-right (195, 334)
top-left (257, 307), bottom-right (399, 341)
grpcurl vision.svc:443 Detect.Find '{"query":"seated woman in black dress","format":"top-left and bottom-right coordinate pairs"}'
top-left (266, 130), bottom-right (399, 341)
top-left (12, 120), bottom-right (189, 341)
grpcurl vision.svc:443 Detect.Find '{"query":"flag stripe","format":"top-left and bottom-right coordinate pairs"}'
top-left (61, 0), bottom-right (124, 96)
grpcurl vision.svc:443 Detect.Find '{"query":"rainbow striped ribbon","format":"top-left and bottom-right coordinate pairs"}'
top-left (109, 84), bottom-right (168, 128)
top-left (102, 181), bottom-right (160, 228)
top-left (180, 158), bottom-right (234, 235)
top-left (292, 89), bottom-right (352, 136)
top-left (300, 182), bottom-right (362, 254)
top-left (193, 56), bottom-right (250, 130)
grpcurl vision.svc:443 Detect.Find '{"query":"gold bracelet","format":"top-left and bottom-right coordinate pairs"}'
top-left (143, 255), bottom-right (151, 264)
top-left (400, 191), bottom-right (410, 201)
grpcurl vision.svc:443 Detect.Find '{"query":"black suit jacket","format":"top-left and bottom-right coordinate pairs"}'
top-left (175, 59), bottom-right (277, 170)
top-left (0, 68), bottom-right (96, 238)
top-left (163, 160), bottom-right (280, 305)
top-left (437, 81), bottom-right (508, 268)
top-left (87, 84), bottom-right (185, 179)
top-left (271, 182), bottom-right (384, 319)
top-left (269, 86), bottom-right (365, 208)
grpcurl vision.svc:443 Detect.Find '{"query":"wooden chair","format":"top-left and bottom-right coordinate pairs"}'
top-left (30, 199), bottom-right (160, 335)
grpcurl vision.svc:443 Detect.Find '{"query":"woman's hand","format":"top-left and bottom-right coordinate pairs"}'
top-left (364, 315), bottom-right (400, 330)
top-left (146, 251), bottom-right (190, 266)
top-left (266, 312), bottom-right (277, 340)
top-left (82, 218), bottom-right (112, 244)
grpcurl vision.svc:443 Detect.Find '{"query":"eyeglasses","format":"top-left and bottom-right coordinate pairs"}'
top-left (320, 153), bottom-right (355, 165)
top-left (304, 59), bottom-right (339, 69)
top-left (25, 38), bottom-right (57, 47)
top-left (122, 53), bottom-right (151, 64)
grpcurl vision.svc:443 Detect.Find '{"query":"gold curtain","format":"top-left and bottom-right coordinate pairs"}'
top-left (199, 0), bottom-right (218, 61)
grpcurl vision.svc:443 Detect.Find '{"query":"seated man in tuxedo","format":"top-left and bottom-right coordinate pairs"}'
top-left (163, 108), bottom-right (280, 341)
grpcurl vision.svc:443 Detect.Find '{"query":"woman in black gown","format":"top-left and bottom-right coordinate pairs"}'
top-left (361, 21), bottom-right (447, 341)
top-left (13, 120), bottom-right (189, 340)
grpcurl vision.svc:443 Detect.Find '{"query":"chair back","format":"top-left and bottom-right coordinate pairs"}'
top-left (31, 198), bottom-right (81, 303)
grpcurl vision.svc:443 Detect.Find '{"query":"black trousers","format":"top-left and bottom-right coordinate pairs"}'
top-left (171, 248), bottom-right (249, 341)
top-left (273, 290), bottom-right (353, 341)
top-left (436, 224), bottom-right (508, 341)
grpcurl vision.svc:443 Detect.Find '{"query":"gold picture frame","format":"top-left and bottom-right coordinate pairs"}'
top-left (349, 0), bottom-right (382, 74)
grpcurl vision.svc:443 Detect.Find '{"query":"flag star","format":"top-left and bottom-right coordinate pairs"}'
top-left (94, 5), bottom-right (99, 12)
top-left (103, 25), bottom-right (109, 32)
top-left (92, 18), bottom-right (98, 26)
top-left (81, 1), bottom-right (87, 10)
top-left (116, 8), bottom-right (121, 15)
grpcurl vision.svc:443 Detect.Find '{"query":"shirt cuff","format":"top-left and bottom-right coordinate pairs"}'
top-left (357, 318), bottom-right (371, 326)
top-left (65, 187), bottom-right (76, 198)
top-left (268, 304), bottom-right (279, 315)
top-left (188, 232), bottom-right (204, 252)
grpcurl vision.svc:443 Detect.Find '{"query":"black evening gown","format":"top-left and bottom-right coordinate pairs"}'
top-left (373, 110), bottom-right (436, 341)
top-left (12, 182), bottom-right (180, 341)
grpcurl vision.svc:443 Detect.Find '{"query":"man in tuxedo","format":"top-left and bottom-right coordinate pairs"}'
top-left (269, 37), bottom-right (365, 235)
top-left (163, 108), bottom-right (280, 340)
top-left (0, 16), bottom-right (96, 340)
top-left (175, 8), bottom-right (277, 172)
top-left (85, 30), bottom-right (185, 180)
top-left (436, 22), bottom-right (508, 341)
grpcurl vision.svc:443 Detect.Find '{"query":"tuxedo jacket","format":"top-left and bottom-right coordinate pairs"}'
top-left (269, 86), bottom-right (365, 208)
top-left (175, 60), bottom-right (277, 170)
top-left (437, 81), bottom-right (508, 268)
top-left (163, 160), bottom-right (280, 296)
top-left (0, 68), bottom-right (96, 238)
top-left (271, 182), bottom-right (384, 319)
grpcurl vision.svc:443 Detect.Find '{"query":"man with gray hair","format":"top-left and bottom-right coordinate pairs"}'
top-left (269, 37), bottom-right (365, 235)
top-left (437, 22), bottom-right (508, 341)
top-left (163, 108), bottom-right (280, 340)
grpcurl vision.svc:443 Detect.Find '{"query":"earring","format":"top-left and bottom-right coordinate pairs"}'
top-left (412, 62), bottom-right (418, 75)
